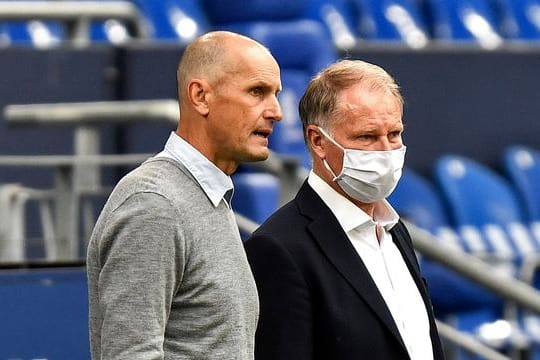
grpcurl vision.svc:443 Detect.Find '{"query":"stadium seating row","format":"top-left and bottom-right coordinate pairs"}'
top-left (395, 146), bottom-right (540, 357)
top-left (4, 0), bottom-right (540, 48)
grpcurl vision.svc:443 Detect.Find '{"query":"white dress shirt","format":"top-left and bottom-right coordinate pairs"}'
top-left (155, 132), bottom-right (234, 208)
top-left (308, 171), bottom-right (433, 360)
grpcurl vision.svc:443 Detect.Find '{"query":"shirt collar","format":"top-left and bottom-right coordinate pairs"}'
top-left (307, 170), bottom-right (399, 232)
top-left (156, 132), bottom-right (234, 208)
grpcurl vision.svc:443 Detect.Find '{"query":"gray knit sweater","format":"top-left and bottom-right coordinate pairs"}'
top-left (87, 157), bottom-right (259, 359)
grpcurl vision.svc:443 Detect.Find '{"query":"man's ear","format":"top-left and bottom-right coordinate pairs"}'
top-left (306, 125), bottom-right (326, 159)
top-left (187, 79), bottom-right (210, 116)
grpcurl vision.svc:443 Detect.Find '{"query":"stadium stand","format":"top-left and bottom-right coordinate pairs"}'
top-left (503, 146), bottom-right (540, 340)
top-left (129, 0), bottom-right (209, 43)
top-left (4, 1), bottom-right (540, 359)
top-left (0, 20), bottom-right (63, 47)
top-left (434, 155), bottom-right (538, 265)
top-left (303, 0), bottom-right (358, 49)
top-left (0, 0), bottom-right (147, 46)
top-left (492, 0), bottom-right (540, 40)
top-left (504, 145), bottom-right (540, 223)
top-left (232, 172), bottom-right (281, 239)
top-left (435, 154), bottom-right (540, 352)
top-left (349, 0), bottom-right (430, 47)
top-left (389, 167), bottom-right (460, 242)
top-left (388, 168), bottom-right (514, 353)
top-left (424, 0), bottom-right (504, 48)
top-left (2, 0), bottom-right (540, 47)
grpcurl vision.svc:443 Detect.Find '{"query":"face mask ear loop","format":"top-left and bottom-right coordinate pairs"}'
top-left (323, 159), bottom-right (339, 181)
top-left (318, 127), bottom-right (344, 151)
top-left (318, 127), bottom-right (343, 182)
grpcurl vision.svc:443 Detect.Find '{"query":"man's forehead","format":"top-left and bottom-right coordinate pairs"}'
top-left (228, 52), bottom-right (280, 80)
top-left (339, 87), bottom-right (401, 109)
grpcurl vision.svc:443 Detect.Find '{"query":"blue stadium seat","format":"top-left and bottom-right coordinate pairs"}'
top-left (303, 0), bottom-right (358, 49)
top-left (389, 167), bottom-right (465, 252)
top-left (503, 146), bottom-right (540, 347)
top-left (434, 154), bottom-right (539, 264)
top-left (492, 0), bottom-right (540, 40)
top-left (0, 21), bottom-right (63, 48)
top-left (200, 0), bottom-right (338, 169)
top-left (90, 20), bottom-right (131, 44)
top-left (504, 145), bottom-right (540, 223)
top-left (0, 23), bottom-right (27, 45)
top-left (435, 155), bottom-right (525, 225)
top-left (388, 168), bottom-right (502, 319)
top-left (232, 172), bottom-right (280, 226)
top-left (201, 0), bottom-right (309, 23)
top-left (424, 0), bottom-right (503, 47)
top-left (349, 0), bottom-right (430, 47)
top-left (432, 157), bottom-right (540, 350)
top-left (131, 0), bottom-right (209, 43)
top-left (389, 168), bottom-right (454, 233)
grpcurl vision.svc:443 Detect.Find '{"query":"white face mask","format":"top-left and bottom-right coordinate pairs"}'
top-left (318, 127), bottom-right (406, 203)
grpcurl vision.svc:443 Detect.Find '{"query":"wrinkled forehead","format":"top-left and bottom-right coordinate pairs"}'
top-left (337, 84), bottom-right (402, 114)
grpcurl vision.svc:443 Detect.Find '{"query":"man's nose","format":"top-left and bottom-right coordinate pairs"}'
top-left (264, 97), bottom-right (283, 122)
top-left (377, 137), bottom-right (396, 151)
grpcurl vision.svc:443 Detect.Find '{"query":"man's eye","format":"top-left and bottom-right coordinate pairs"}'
top-left (358, 135), bottom-right (374, 141)
top-left (250, 87), bottom-right (263, 96)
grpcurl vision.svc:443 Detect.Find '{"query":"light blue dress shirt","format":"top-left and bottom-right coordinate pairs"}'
top-left (155, 132), bottom-right (234, 208)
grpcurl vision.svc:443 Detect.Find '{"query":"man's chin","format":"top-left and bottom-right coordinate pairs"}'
top-left (243, 148), bottom-right (270, 163)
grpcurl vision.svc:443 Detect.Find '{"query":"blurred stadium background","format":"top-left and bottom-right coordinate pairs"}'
top-left (2, 0), bottom-right (540, 359)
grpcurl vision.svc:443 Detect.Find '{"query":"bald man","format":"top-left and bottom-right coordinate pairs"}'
top-left (87, 31), bottom-right (282, 359)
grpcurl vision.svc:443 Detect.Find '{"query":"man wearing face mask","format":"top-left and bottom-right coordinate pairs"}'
top-left (244, 59), bottom-right (444, 360)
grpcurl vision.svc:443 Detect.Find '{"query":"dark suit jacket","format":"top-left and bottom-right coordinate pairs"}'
top-left (245, 181), bottom-right (444, 360)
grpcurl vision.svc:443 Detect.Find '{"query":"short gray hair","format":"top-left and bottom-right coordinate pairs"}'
top-left (298, 59), bottom-right (403, 141)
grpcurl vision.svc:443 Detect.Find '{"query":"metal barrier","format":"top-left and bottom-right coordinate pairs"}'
top-left (5, 100), bottom-right (179, 126)
top-left (407, 222), bottom-right (540, 315)
top-left (0, 154), bottom-right (152, 260)
top-left (0, 0), bottom-right (148, 46)
top-left (4, 100), bottom-right (180, 259)
top-left (0, 184), bottom-right (54, 262)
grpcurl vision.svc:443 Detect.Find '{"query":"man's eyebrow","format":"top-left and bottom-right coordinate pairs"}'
top-left (249, 81), bottom-right (281, 92)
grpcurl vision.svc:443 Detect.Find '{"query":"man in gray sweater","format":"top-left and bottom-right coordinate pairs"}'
top-left (87, 31), bottom-right (283, 359)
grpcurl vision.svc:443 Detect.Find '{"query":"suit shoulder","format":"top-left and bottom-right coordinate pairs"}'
top-left (252, 201), bottom-right (304, 236)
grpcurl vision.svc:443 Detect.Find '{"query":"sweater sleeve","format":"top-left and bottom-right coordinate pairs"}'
top-left (95, 192), bottom-right (183, 360)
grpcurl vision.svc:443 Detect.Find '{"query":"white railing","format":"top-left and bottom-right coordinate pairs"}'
top-left (0, 1), bottom-right (148, 46)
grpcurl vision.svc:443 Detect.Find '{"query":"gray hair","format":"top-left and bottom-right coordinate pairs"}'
top-left (298, 59), bottom-right (403, 141)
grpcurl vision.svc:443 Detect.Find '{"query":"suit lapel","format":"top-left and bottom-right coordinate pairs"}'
top-left (391, 223), bottom-right (443, 357)
top-left (391, 223), bottom-right (435, 315)
top-left (390, 224), bottom-right (423, 292)
top-left (295, 183), bottom-right (407, 351)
